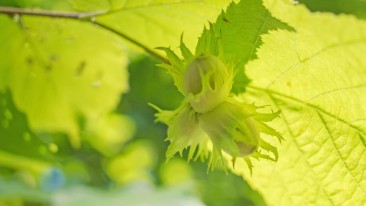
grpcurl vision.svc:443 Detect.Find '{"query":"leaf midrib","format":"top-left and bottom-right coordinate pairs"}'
top-left (267, 93), bottom-right (335, 206)
top-left (317, 111), bottom-right (366, 195)
top-left (247, 85), bottom-right (366, 137)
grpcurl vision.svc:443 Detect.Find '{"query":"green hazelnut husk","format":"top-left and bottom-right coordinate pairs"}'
top-left (183, 55), bottom-right (233, 113)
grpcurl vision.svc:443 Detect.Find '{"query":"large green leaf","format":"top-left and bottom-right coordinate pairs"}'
top-left (229, 0), bottom-right (366, 205)
top-left (96, 0), bottom-right (234, 53)
top-left (0, 0), bottom-right (234, 55)
top-left (0, 15), bottom-right (129, 147)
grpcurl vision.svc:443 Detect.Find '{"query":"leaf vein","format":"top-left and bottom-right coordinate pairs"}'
top-left (267, 93), bottom-right (336, 206)
top-left (317, 111), bottom-right (366, 195)
top-left (307, 84), bottom-right (366, 103)
top-left (248, 85), bottom-right (366, 138)
top-left (266, 38), bottom-right (366, 89)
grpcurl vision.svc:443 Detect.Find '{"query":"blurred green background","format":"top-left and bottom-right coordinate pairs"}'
top-left (0, 55), bottom-right (266, 206)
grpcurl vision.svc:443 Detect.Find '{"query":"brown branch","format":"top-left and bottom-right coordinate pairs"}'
top-left (0, 6), bottom-right (169, 63)
top-left (0, 6), bottom-right (107, 19)
top-left (92, 21), bottom-right (169, 63)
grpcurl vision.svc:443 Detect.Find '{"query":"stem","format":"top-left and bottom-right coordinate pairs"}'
top-left (0, 6), bottom-right (107, 19)
top-left (0, 6), bottom-right (170, 63)
top-left (92, 21), bottom-right (169, 63)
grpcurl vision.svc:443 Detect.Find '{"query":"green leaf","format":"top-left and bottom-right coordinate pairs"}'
top-left (231, 1), bottom-right (366, 205)
top-left (0, 15), bottom-right (129, 147)
top-left (96, 0), bottom-right (234, 53)
top-left (0, 90), bottom-right (56, 178)
top-left (105, 140), bottom-right (156, 184)
top-left (84, 113), bottom-right (135, 157)
top-left (0, 0), bottom-right (234, 58)
top-left (0, 90), bottom-right (52, 159)
top-left (196, 0), bottom-right (291, 93)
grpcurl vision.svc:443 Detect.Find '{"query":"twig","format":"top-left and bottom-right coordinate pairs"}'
top-left (92, 21), bottom-right (169, 63)
top-left (0, 6), bottom-right (107, 19)
top-left (0, 6), bottom-right (170, 63)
